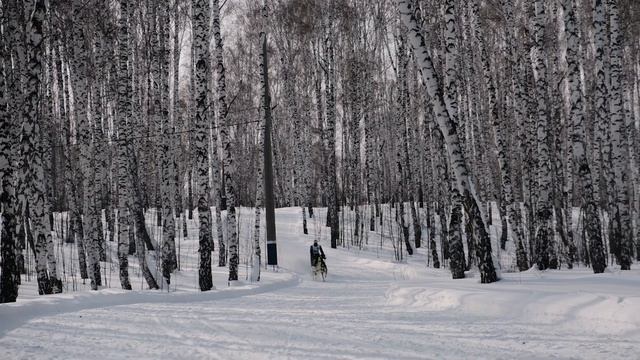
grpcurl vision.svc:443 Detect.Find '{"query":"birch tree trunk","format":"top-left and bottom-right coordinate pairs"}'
top-left (251, 2), bottom-right (271, 281)
top-left (563, 0), bottom-right (602, 273)
top-left (211, 0), bottom-right (238, 282)
top-left (89, 26), bottom-right (108, 260)
top-left (590, 0), bottom-right (610, 273)
top-left (325, 35), bottom-right (340, 249)
top-left (42, 33), bottom-right (59, 283)
top-left (128, 6), bottom-right (160, 290)
top-left (501, 0), bottom-right (530, 271)
top-left (161, 3), bottom-right (177, 285)
top-left (22, 0), bottom-right (60, 294)
top-left (285, 52), bottom-right (308, 236)
top-left (530, 0), bottom-right (555, 271)
top-left (58, 46), bottom-right (77, 254)
top-left (214, 153), bottom-right (226, 267)
top-left (395, 31), bottom-right (413, 256)
top-left (193, 0), bottom-right (213, 291)
top-left (398, 0), bottom-right (498, 283)
top-left (424, 123), bottom-right (440, 268)
top-left (116, 0), bottom-right (132, 290)
top-left (0, 41), bottom-right (20, 301)
top-left (402, 68), bottom-right (420, 250)
top-left (172, 1), bottom-right (182, 221)
top-left (92, 85), bottom-right (107, 263)
top-left (75, 23), bottom-right (102, 290)
top-left (91, 85), bottom-right (107, 260)
top-left (252, 119), bottom-right (263, 281)
top-left (5, 0), bottom-right (26, 279)
top-left (607, 0), bottom-right (633, 270)
top-left (347, 55), bottom-right (361, 244)
top-left (364, 64), bottom-right (377, 233)
top-left (472, 0), bottom-right (507, 248)
top-left (442, 0), bottom-right (464, 277)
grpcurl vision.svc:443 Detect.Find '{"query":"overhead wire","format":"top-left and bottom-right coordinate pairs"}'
top-left (50, 118), bottom-right (263, 150)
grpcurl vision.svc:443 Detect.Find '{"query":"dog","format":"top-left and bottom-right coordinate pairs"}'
top-left (312, 257), bottom-right (327, 281)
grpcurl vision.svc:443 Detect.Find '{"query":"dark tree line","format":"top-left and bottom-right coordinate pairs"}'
top-left (1, 0), bottom-right (639, 301)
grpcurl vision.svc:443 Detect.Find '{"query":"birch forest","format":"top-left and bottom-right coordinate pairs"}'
top-left (2, 0), bottom-right (640, 304)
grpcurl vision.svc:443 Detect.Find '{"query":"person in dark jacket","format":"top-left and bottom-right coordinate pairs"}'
top-left (309, 240), bottom-right (326, 267)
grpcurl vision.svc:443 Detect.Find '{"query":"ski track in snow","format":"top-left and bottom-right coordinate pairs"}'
top-left (1, 208), bottom-right (640, 359)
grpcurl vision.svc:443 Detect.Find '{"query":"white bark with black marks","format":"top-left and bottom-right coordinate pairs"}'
top-left (398, 0), bottom-right (497, 283)
top-left (161, 3), bottom-right (177, 285)
top-left (211, 0), bottom-right (237, 282)
top-left (607, 0), bottom-right (632, 270)
top-left (590, 0), bottom-right (610, 273)
top-left (193, 0), bottom-right (213, 291)
top-left (0, 31), bottom-right (20, 301)
top-left (116, 0), bottom-right (132, 290)
top-left (531, 0), bottom-right (554, 271)
top-left (22, 0), bottom-right (60, 294)
top-left (563, 0), bottom-right (606, 274)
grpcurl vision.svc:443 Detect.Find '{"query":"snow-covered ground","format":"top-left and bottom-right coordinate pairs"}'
top-left (1, 208), bottom-right (639, 359)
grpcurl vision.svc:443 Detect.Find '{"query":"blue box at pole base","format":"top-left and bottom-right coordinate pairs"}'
top-left (267, 243), bottom-right (278, 265)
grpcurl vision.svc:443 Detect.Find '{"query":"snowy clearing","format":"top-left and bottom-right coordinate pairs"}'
top-left (1, 208), bottom-right (639, 359)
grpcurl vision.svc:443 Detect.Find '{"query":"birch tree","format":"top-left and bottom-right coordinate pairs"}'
top-left (590, 0), bottom-right (610, 273)
top-left (161, 2), bottom-right (177, 285)
top-left (193, 0), bottom-right (213, 291)
top-left (116, 0), bottom-right (132, 290)
top-left (398, 0), bottom-right (498, 283)
top-left (325, 31), bottom-right (340, 249)
top-left (502, 0), bottom-right (529, 271)
top-left (22, 0), bottom-right (61, 294)
top-left (607, 0), bottom-right (633, 270)
top-left (0, 29), bottom-right (20, 301)
top-left (250, 0), bottom-right (271, 282)
top-left (563, 0), bottom-right (607, 274)
top-left (395, 30), bottom-right (413, 256)
top-left (211, 0), bottom-right (238, 282)
top-left (72, 12), bottom-right (102, 290)
top-left (530, 0), bottom-right (555, 271)
top-left (442, 0), bottom-right (464, 278)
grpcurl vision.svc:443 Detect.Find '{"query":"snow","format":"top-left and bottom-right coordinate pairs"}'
top-left (1, 207), bottom-right (640, 359)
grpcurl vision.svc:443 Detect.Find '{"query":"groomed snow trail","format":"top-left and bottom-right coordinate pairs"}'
top-left (1, 208), bottom-right (639, 359)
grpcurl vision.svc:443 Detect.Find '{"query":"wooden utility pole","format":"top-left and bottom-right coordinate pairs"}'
top-left (262, 4), bottom-right (277, 266)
